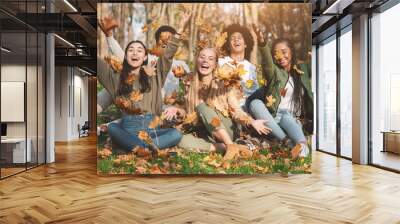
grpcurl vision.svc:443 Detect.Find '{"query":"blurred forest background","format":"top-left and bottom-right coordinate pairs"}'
top-left (97, 3), bottom-right (312, 66)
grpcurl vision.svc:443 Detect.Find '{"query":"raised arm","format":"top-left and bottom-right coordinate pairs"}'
top-left (99, 16), bottom-right (124, 60)
top-left (158, 11), bottom-right (191, 84)
top-left (252, 24), bottom-right (277, 83)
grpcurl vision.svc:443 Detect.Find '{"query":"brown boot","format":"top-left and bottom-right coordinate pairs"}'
top-left (239, 146), bottom-right (253, 159)
top-left (291, 144), bottom-right (302, 159)
top-left (223, 144), bottom-right (240, 161)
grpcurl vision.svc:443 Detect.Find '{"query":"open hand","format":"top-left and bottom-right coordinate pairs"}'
top-left (162, 106), bottom-right (179, 121)
top-left (142, 60), bottom-right (157, 76)
top-left (252, 24), bottom-right (266, 46)
top-left (251, 119), bottom-right (271, 135)
top-left (177, 10), bottom-right (192, 34)
top-left (99, 16), bottom-right (119, 37)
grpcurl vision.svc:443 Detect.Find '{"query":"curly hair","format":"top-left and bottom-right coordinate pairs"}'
top-left (221, 24), bottom-right (254, 61)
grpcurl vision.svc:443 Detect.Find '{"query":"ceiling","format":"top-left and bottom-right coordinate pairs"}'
top-left (0, 0), bottom-right (395, 74)
top-left (0, 0), bottom-right (97, 74)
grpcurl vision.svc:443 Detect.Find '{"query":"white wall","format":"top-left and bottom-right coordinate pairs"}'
top-left (54, 67), bottom-right (89, 141)
top-left (1, 64), bottom-right (46, 163)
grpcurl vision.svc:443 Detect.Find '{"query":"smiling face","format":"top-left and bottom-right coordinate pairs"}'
top-left (125, 42), bottom-right (147, 69)
top-left (229, 32), bottom-right (246, 54)
top-left (274, 42), bottom-right (292, 70)
top-left (197, 48), bottom-right (217, 76)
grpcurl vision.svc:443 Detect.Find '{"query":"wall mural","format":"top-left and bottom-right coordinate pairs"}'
top-left (97, 2), bottom-right (313, 175)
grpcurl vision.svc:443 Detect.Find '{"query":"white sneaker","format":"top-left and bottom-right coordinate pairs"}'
top-left (299, 143), bottom-right (309, 157)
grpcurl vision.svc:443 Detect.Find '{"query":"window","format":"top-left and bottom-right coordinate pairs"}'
top-left (339, 27), bottom-right (352, 158)
top-left (317, 35), bottom-right (337, 154)
top-left (370, 3), bottom-right (400, 171)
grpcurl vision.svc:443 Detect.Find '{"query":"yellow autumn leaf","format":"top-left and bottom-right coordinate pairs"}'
top-left (266, 95), bottom-right (276, 107)
top-left (138, 131), bottom-right (153, 144)
top-left (274, 49), bottom-right (284, 61)
top-left (115, 96), bottom-right (131, 109)
top-left (125, 72), bottom-right (137, 85)
top-left (245, 79), bottom-right (254, 89)
top-left (216, 63), bottom-right (234, 80)
top-left (183, 112), bottom-right (198, 125)
top-left (195, 17), bottom-right (204, 26)
top-left (98, 148), bottom-right (112, 158)
top-left (141, 24), bottom-right (149, 33)
top-left (130, 90), bottom-right (143, 102)
top-left (151, 21), bottom-right (160, 30)
top-left (293, 64), bottom-right (305, 75)
top-left (199, 23), bottom-right (212, 33)
top-left (104, 55), bottom-right (123, 73)
top-left (214, 32), bottom-right (228, 48)
top-left (148, 116), bottom-right (161, 129)
top-left (259, 79), bottom-right (266, 86)
top-left (237, 64), bottom-right (247, 76)
top-left (174, 48), bottom-right (188, 61)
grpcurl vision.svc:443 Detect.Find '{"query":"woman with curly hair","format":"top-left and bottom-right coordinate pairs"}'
top-left (219, 23), bottom-right (259, 105)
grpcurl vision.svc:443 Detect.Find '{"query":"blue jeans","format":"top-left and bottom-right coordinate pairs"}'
top-left (248, 99), bottom-right (306, 145)
top-left (108, 114), bottom-right (182, 152)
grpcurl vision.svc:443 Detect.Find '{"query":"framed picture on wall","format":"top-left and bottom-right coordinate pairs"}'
top-left (97, 2), bottom-right (313, 175)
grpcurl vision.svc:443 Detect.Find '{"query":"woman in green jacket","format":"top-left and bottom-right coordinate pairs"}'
top-left (245, 25), bottom-right (313, 157)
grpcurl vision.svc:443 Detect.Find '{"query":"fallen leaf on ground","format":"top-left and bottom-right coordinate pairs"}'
top-left (98, 148), bottom-right (112, 158)
top-left (133, 147), bottom-right (151, 157)
top-left (135, 166), bottom-right (147, 174)
top-left (150, 164), bottom-right (167, 174)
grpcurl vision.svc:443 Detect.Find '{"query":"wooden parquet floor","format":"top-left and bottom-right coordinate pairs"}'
top-left (1, 135), bottom-right (400, 224)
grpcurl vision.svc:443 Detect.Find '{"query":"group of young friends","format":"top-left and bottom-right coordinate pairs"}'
top-left (97, 11), bottom-right (313, 161)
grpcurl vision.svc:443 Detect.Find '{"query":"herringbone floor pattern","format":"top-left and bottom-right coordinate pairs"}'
top-left (1, 136), bottom-right (400, 224)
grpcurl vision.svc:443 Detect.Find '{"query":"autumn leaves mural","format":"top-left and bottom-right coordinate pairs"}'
top-left (97, 3), bottom-right (312, 175)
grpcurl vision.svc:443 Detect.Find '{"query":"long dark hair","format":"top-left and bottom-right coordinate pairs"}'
top-left (118, 40), bottom-right (150, 95)
top-left (221, 24), bottom-right (254, 61)
top-left (272, 38), bottom-right (304, 116)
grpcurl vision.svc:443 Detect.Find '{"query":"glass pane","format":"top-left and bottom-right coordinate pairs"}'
top-left (340, 29), bottom-right (352, 158)
top-left (1, 31), bottom-right (27, 177)
top-left (27, 31), bottom-right (38, 169)
top-left (38, 32), bottom-right (45, 165)
top-left (317, 36), bottom-right (337, 154)
top-left (371, 4), bottom-right (400, 171)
